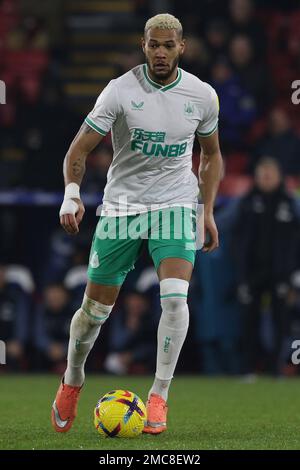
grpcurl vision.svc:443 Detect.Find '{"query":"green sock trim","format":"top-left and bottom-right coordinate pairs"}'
top-left (82, 307), bottom-right (109, 322)
top-left (160, 293), bottom-right (187, 299)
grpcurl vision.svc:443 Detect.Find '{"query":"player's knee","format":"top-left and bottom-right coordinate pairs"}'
top-left (80, 294), bottom-right (114, 326)
top-left (161, 296), bottom-right (187, 317)
top-left (160, 278), bottom-right (189, 316)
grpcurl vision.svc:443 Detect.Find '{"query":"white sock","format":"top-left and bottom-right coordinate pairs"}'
top-left (64, 296), bottom-right (113, 386)
top-left (64, 309), bottom-right (99, 386)
top-left (149, 278), bottom-right (189, 402)
top-left (148, 376), bottom-right (172, 402)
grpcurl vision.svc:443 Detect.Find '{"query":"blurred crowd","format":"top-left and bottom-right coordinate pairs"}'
top-left (1, 0), bottom-right (300, 377)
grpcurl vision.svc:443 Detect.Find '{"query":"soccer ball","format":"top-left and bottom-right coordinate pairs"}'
top-left (94, 389), bottom-right (147, 438)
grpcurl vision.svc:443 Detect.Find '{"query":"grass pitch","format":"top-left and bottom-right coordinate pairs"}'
top-left (0, 374), bottom-right (300, 450)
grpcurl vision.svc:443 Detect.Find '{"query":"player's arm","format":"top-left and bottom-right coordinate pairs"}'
top-left (60, 122), bottom-right (104, 235)
top-left (197, 130), bottom-right (223, 252)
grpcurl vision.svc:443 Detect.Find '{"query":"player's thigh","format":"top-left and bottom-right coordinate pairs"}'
top-left (157, 257), bottom-right (193, 282)
top-left (87, 215), bottom-right (144, 288)
top-left (148, 206), bottom-right (196, 281)
top-left (85, 280), bottom-right (120, 305)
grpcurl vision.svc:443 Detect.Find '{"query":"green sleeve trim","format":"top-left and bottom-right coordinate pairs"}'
top-left (85, 117), bottom-right (107, 136)
top-left (196, 121), bottom-right (218, 137)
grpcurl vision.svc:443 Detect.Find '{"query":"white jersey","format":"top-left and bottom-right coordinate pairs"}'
top-left (85, 64), bottom-right (219, 215)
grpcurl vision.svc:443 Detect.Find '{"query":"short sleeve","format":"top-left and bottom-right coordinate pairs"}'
top-left (196, 87), bottom-right (219, 138)
top-left (85, 80), bottom-right (119, 136)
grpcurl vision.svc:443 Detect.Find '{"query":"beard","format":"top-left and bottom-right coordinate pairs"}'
top-left (146, 55), bottom-right (180, 82)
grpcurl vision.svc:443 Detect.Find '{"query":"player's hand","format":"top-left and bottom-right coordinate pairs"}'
top-left (59, 197), bottom-right (85, 235)
top-left (202, 211), bottom-right (219, 253)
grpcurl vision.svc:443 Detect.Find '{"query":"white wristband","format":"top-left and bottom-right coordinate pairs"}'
top-left (59, 199), bottom-right (79, 217)
top-left (64, 182), bottom-right (80, 200)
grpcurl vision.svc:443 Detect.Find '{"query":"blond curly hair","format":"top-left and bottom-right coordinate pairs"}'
top-left (144, 13), bottom-right (183, 37)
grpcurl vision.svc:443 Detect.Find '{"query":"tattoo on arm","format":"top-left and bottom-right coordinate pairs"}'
top-left (71, 156), bottom-right (85, 177)
top-left (64, 121), bottom-right (100, 185)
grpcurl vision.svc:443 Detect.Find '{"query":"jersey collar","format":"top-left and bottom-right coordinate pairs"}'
top-left (143, 64), bottom-right (182, 92)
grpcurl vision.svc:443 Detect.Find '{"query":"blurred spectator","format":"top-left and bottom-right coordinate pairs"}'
top-left (64, 264), bottom-right (88, 312)
top-left (42, 230), bottom-right (76, 286)
top-left (20, 0), bottom-right (64, 48)
top-left (1, 13), bottom-right (49, 124)
top-left (288, 11), bottom-right (300, 69)
top-left (34, 283), bottom-right (73, 373)
top-left (173, 0), bottom-right (227, 34)
top-left (192, 211), bottom-right (241, 375)
top-left (19, 79), bottom-right (81, 190)
top-left (0, 104), bottom-right (25, 189)
top-left (229, 34), bottom-right (274, 112)
top-left (211, 57), bottom-right (257, 150)
top-left (232, 158), bottom-right (300, 376)
top-left (41, 225), bottom-right (91, 286)
top-left (252, 108), bottom-right (300, 175)
top-left (5, 15), bottom-right (49, 50)
top-left (180, 36), bottom-right (210, 81)
top-left (228, 0), bottom-right (266, 55)
top-left (205, 19), bottom-right (229, 64)
top-left (104, 291), bottom-right (156, 375)
top-left (0, 264), bottom-right (31, 371)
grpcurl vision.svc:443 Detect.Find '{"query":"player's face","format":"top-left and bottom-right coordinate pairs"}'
top-left (142, 28), bottom-right (185, 82)
top-left (255, 163), bottom-right (281, 193)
